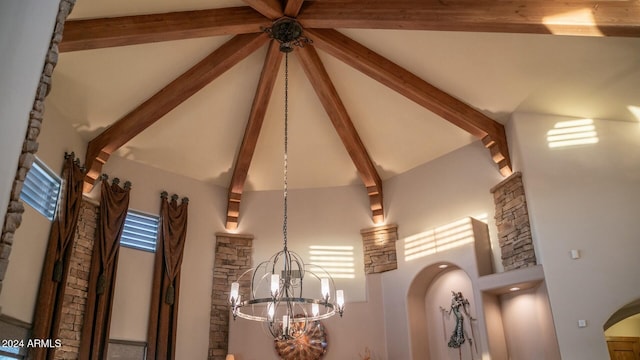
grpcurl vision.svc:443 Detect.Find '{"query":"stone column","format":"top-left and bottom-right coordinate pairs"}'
top-left (360, 224), bottom-right (398, 274)
top-left (208, 233), bottom-right (253, 360)
top-left (491, 172), bottom-right (537, 271)
top-left (55, 200), bottom-right (98, 360)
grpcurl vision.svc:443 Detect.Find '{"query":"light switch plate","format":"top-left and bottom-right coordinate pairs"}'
top-left (578, 319), bottom-right (587, 328)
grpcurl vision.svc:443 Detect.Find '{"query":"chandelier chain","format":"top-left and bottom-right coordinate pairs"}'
top-left (283, 52), bottom-right (289, 251)
top-left (228, 31), bottom-right (343, 341)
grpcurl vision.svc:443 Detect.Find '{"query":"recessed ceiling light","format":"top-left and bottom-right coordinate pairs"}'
top-left (509, 287), bottom-right (520, 292)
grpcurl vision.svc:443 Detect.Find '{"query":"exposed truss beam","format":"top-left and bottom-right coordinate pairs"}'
top-left (59, 1), bottom-right (640, 54)
top-left (295, 45), bottom-right (384, 224)
top-left (59, 7), bottom-right (270, 52)
top-left (242, 0), bottom-right (283, 20)
top-left (226, 41), bottom-right (283, 230)
top-left (284, 0), bottom-right (305, 17)
top-left (83, 33), bottom-right (270, 192)
top-left (305, 28), bottom-right (512, 176)
top-left (299, 0), bottom-right (640, 37)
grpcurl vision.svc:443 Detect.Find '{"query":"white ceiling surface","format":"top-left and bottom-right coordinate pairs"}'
top-left (49, 0), bottom-right (640, 191)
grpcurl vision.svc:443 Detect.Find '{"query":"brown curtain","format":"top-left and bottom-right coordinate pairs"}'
top-left (147, 192), bottom-right (189, 360)
top-left (79, 176), bottom-right (131, 359)
top-left (30, 153), bottom-right (84, 360)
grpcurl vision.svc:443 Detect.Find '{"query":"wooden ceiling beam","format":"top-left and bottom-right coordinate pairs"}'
top-left (59, 7), bottom-right (271, 52)
top-left (242, 0), bottom-right (283, 20)
top-left (226, 40), bottom-right (283, 230)
top-left (83, 33), bottom-right (269, 192)
top-left (284, 0), bottom-right (305, 17)
top-left (305, 28), bottom-right (512, 176)
top-left (295, 45), bottom-right (384, 224)
top-left (298, 0), bottom-right (640, 37)
top-left (59, 1), bottom-right (640, 54)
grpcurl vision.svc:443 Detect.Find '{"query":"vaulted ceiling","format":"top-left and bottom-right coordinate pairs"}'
top-left (48, 0), bottom-right (640, 229)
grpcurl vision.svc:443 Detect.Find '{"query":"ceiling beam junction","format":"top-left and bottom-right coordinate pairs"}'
top-left (305, 28), bottom-right (512, 176)
top-left (295, 44), bottom-right (384, 224)
top-left (82, 33), bottom-right (270, 193)
top-left (226, 40), bottom-right (284, 230)
top-left (298, 0), bottom-right (640, 37)
top-left (60, 7), bottom-right (271, 52)
top-left (284, 0), bottom-right (305, 17)
top-left (242, 0), bottom-right (283, 20)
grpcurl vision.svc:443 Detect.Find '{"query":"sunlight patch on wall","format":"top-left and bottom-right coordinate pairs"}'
top-left (309, 245), bottom-right (355, 279)
top-left (547, 119), bottom-right (599, 148)
top-left (628, 106), bottom-right (640, 122)
top-left (542, 8), bottom-right (603, 36)
top-left (473, 213), bottom-right (488, 224)
top-left (404, 218), bottom-right (474, 262)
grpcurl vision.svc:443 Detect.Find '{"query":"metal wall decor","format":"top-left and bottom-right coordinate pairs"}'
top-left (440, 291), bottom-right (478, 360)
top-left (274, 318), bottom-right (328, 360)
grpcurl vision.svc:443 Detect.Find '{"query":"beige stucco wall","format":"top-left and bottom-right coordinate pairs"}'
top-left (0, 0), bottom-right (58, 225)
top-left (510, 112), bottom-right (640, 359)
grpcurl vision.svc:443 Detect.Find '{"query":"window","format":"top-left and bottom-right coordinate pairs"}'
top-left (20, 158), bottom-right (61, 220)
top-left (0, 314), bottom-right (30, 359)
top-left (107, 340), bottom-right (147, 360)
top-left (121, 210), bottom-right (159, 252)
top-left (0, 345), bottom-right (23, 359)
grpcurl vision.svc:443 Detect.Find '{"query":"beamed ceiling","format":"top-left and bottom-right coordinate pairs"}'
top-left (48, 0), bottom-right (640, 229)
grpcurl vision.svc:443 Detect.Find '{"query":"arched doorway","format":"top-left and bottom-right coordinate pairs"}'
top-left (604, 299), bottom-right (640, 359)
top-left (407, 263), bottom-right (479, 360)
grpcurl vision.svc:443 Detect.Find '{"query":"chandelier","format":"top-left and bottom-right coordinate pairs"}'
top-left (228, 18), bottom-right (344, 340)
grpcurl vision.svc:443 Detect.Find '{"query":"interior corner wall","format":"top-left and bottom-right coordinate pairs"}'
top-left (0, 0), bottom-right (81, 322)
top-left (0, 77), bottom-right (95, 323)
top-left (509, 112), bottom-right (640, 359)
top-left (0, 0), bottom-right (59, 224)
top-left (381, 141), bottom-right (504, 360)
top-left (499, 282), bottom-right (561, 360)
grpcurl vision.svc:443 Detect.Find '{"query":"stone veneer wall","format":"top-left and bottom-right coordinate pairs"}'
top-left (208, 233), bottom-right (253, 360)
top-left (361, 224), bottom-right (398, 274)
top-left (55, 200), bottom-right (98, 359)
top-left (0, 0), bottom-right (76, 296)
top-left (491, 172), bottom-right (537, 270)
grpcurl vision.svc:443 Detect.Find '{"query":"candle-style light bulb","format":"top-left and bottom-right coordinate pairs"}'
top-left (282, 315), bottom-right (290, 336)
top-left (336, 289), bottom-right (345, 315)
top-left (312, 303), bottom-right (319, 317)
top-left (336, 290), bottom-right (344, 305)
top-left (229, 282), bottom-right (239, 303)
top-left (320, 278), bottom-right (330, 301)
top-left (268, 302), bottom-right (275, 321)
top-left (271, 273), bottom-right (280, 297)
